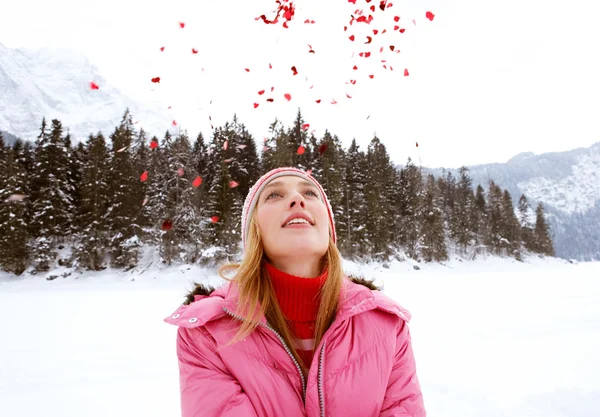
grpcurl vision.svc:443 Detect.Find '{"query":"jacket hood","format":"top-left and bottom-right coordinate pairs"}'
top-left (165, 273), bottom-right (411, 329)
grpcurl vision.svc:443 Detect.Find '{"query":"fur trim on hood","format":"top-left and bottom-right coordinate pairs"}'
top-left (183, 274), bottom-right (381, 306)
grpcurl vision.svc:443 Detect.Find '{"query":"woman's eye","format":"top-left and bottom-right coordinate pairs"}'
top-left (305, 190), bottom-right (318, 197)
top-left (266, 192), bottom-right (280, 200)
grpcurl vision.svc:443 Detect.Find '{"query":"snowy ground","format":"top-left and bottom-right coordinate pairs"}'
top-left (1, 256), bottom-right (599, 417)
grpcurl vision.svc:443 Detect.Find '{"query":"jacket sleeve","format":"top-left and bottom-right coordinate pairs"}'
top-left (379, 320), bottom-right (426, 417)
top-left (176, 326), bottom-right (258, 417)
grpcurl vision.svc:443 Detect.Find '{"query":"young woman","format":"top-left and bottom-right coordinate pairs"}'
top-left (165, 167), bottom-right (426, 417)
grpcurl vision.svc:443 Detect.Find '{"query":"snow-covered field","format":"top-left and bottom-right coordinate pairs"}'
top-left (1, 256), bottom-right (599, 417)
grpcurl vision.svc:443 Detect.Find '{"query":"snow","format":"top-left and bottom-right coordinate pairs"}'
top-left (1, 256), bottom-right (599, 416)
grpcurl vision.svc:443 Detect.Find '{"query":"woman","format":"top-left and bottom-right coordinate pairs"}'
top-left (165, 167), bottom-right (426, 417)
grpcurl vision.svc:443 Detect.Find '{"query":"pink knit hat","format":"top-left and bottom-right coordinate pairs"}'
top-left (241, 167), bottom-right (336, 251)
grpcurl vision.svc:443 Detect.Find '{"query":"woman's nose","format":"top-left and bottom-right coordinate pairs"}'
top-left (289, 192), bottom-right (306, 208)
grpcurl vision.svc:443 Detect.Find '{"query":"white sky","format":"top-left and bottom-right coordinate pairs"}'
top-left (1, 0), bottom-right (599, 168)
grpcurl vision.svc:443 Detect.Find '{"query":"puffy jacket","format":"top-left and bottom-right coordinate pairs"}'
top-left (164, 276), bottom-right (426, 417)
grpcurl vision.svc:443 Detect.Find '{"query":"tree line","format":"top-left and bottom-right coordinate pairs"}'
top-left (0, 109), bottom-right (554, 276)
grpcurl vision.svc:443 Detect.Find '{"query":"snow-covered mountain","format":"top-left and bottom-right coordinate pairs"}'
top-left (0, 42), bottom-right (171, 141)
top-left (427, 142), bottom-right (600, 261)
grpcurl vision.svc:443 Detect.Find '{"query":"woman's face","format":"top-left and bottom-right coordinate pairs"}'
top-left (256, 175), bottom-right (330, 261)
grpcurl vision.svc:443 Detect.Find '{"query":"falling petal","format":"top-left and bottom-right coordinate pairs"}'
top-left (297, 145), bottom-right (306, 155)
top-left (162, 220), bottom-right (173, 231)
top-left (404, 68), bottom-right (409, 76)
top-left (160, 46), bottom-right (165, 52)
top-left (5, 194), bottom-right (27, 202)
top-left (224, 140), bottom-right (229, 150)
top-left (245, 68), bottom-right (250, 72)
top-left (349, 35), bottom-right (355, 41)
top-left (140, 171), bottom-right (148, 182)
top-left (291, 66), bottom-right (298, 75)
top-left (316, 99), bottom-right (322, 103)
top-left (193, 176), bottom-right (203, 188)
top-left (258, 90), bottom-right (265, 95)
top-left (179, 22), bottom-right (185, 28)
top-left (318, 143), bottom-right (328, 155)
top-left (237, 144), bottom-right (247, 149)
top-left (151, 77), bottom-right (161, 83)
top-left (229, 181), bottom-right (239, 188)
top-left (426, 11), bottom-right (435, 21)
top-left (116, 146), bottom-right (127, 153)
top-left (254, 103), bottom-right (260, 108)
top-left (284, 93), bottom-right (292, 101)
top-left (394, 16), bottom-right (400, 22)
top-left (172, 120), bottom-right (177, 126)
top-left (142, 197), bottom-right (149, 206)
top-left (211, 216), bottom-right (219, 223)
top-left (302, 123), bottom-right (310, 130)
top-left (192, 48), bottom-right (198, 54)
top-left (150, 140), bottom-right (158, 149)
top-left (89, 82), bottom-right (99, 90)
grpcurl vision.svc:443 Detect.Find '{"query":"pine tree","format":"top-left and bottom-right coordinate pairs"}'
top-left (261, 119), bottom-right (283, 173)
top-left (534, 203), bottom-right (554, 256)
top-left (105, 110), bottom-right (141, 269)
top-left (419, 174), bottom-right (447, 262)
top-left (29, 119), bottom-right (74, 271)
top-left (501, 190), bottom-right (522, 258)
top-left (192, 132), bottom-right (210, 216)
top-left (202, 122), bottom-right (241, 263)
top-left (486, 181), bottom-right (504, 255)
top-left (0, 142), bottom-right (29, 275)
top-left (451, 167), bottom-right (476, 253)
top-left (473, 184), bottom-right (489, 256)
top-left (339, 139), bottom-right (368, 259)
top-left (311, 132), bottom-right (345, 246)
top-left (287, 109), bottom-right (311, 170)
top-left (396, 158), bottom-right (422, 259)
top-left (518, 194), bottom-right (535, 252)
top-left (75, 133), bottom-right (111, 270)
top-left (364, 136), bottom-right (396, 260)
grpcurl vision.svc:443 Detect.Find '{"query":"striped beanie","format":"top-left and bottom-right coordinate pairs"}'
top-left (241, 167), bottom-right (336, 251)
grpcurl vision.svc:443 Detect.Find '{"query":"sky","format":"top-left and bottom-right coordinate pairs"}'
top-left (1, 0), bottom-right (599, 168)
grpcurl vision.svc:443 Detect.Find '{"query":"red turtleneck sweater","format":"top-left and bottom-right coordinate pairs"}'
top-left (264, 262), bottom-right (327, 370)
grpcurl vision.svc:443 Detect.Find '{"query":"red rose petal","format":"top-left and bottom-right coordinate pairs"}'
top-left (426, 11), bottom-right (435, 21)
top-left (179, 22), bottom-right (185, 28)
top-left (284, 93), bottom-right (292, 101)
top-left (258, 90), bottom-right (265, 95)
top-left (172, 120), bottom-right (177, 126)
top-left (404, 68), bottom-right (409, 76)
top-left (316, 99), bottom-right (321, 103)
top-left (291, 66), bottom-right (298, 75)
top-left (160, 46), bottom-right (165, 52)
top-left (192, 48), bottom-right (198, 54)
top-left (211, 216), bottom-right (219, 223)
top-left (394, 16), bottom-right (400, 22)
top-left (140, 171), bottom-right (148, 182)
top-left (373, 29), bottom-right (378, 35)
top-left (89, 82), bottom-right (99, 90)
top-left (245, 68), bottom-right (250, 72)
top-left (297, 145), bottom-right (305, 155)
top-left (302, 123), bottom-right (310, 130)
top-left (162, 220), bottom-right (173, 231)
top-left (229, 181), bottom-right (239, 188)
top-left (399, 28), bottom-right (405, 33)
top-left (254, 103), bottom-right (259, 108)
top-left (193, 176), bottom-right (203, 188)
top-left (223, 140), bottom-right (228, 150)
top-left (369, 74), bottom-right (374, 79)
top-left (177, 168), bottom-right (185, 177)
top-left (318, 143), bottom-right (328, 155)
top-left (151, 77), bottom-right (161, 83)
top-left (150, 140), bottom-right (158, 149)
top-left (349, 35), bottom-right (355, 41)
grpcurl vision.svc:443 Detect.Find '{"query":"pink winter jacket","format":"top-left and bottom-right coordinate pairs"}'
top-left (164, 276), bottom-right (426, 417)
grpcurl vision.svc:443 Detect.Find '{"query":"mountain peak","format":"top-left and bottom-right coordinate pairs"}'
top-left (0, 43), bottom-right (171, 141)
top-left (507, 151), bottom-right (535, 164)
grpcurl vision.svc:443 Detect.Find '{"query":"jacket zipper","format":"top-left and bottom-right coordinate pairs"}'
top-left (223, 306), bottom-right (307, 401)
top-left (317, 342), bottom-right (326, 417)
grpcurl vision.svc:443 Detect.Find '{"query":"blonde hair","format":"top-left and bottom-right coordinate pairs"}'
top-left (218, 210), bottom-right (343, 374)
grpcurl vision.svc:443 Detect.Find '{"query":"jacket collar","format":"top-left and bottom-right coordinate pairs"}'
top-left (164, 275), bottom-right (411, 329)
